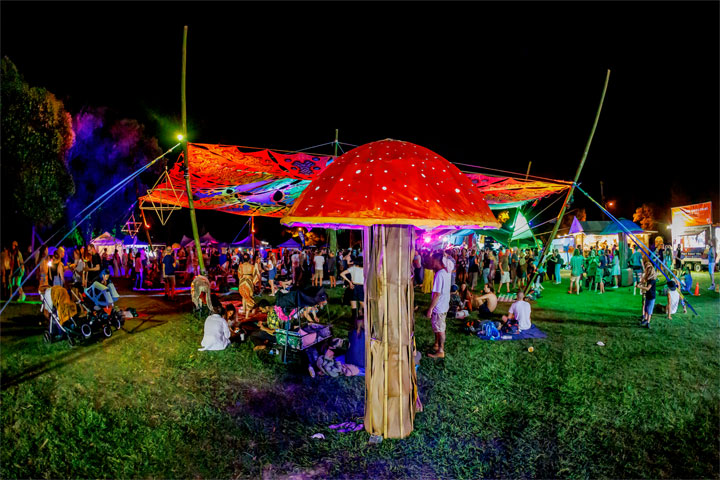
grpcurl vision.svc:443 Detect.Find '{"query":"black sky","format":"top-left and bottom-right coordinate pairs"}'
top-left (2, 1), bottom-right (718, 242)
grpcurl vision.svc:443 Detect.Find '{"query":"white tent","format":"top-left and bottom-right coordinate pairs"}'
top-left (91, 232), bottom-right (121, 255)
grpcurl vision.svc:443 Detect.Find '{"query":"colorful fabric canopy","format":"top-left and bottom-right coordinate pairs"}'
top-left (465, 173), bottom-right (570, 207)
top-left (282, 139), bottom-right (501, 229)
top-left (139, 143), bottom-right (331, 218)
top-left (140, 143), bottom-right (569, 219)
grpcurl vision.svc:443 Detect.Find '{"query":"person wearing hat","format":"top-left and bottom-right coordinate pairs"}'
top-left (665, 281), bottom-right (687, 320)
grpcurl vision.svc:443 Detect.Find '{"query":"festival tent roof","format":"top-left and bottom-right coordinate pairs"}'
top-left (91, 232), bottom-right (120, 246)
top-left (231, 235), bottom-right (255, 248)
top-left (199, 232), bottom-right (219, 244)
top-left (122, 235), bottom-right (149, 247)
top-left (277, 238), bottom-right (301, 249)
top-left (599, 218), bottom-right (645, 235)
top-left (180, 235), bottom-right (194, 247)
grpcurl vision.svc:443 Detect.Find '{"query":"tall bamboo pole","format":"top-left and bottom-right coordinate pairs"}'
top-left (525, 69), bottom-right (611, 293)
top-left (181, 25), bottom-right (206, 275)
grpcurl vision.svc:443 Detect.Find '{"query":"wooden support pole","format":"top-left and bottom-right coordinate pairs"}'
top-left (181, 25), bottom-right (206, 275)
top-left (525, 69), bottom-right (611, 293)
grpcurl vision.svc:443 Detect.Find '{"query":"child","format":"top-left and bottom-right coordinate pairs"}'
top-left (665, 280), bottom-right (687, 320)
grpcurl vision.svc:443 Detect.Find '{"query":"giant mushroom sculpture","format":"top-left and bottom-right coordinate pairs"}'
top-left (282, 139), bottom-right (499, 438)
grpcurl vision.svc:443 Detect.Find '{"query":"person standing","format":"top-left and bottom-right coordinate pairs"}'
top-left (9, 241), bottom-right (26, 302)
top-left (340, 257), bottom-right (365, 322)
top-left (551, 249), bottom-right (562, 285)
top-left (422, 252), bottom-right (434, 294)
top-left (630, 246), bottom-right (644, 294)
top-left (610, 251), bottom-right (621, 288)
top-left (162, 247), bottom-right (177, 300)
top-left (36, 245), bottom-right (50, 293)
top-left (499, 248), bottom-right (511, 294)
top-left (674, 243), bottom-right (683, 276)
top-left (413, 249), bottom-right (424, 287)
top-left (467, 249), bottom-right (479, 291)
top-left (134, 251), bottom-right (144, 290)
top-left (708, 242), bottom-right (716, 290)
top-left (69, 248), bottom-right (85, 287)
top-left (313, 250), bottom-right (325, 287)
top-left (637, 264), bottom-right (657, 328)
top-left (426, 252), bottom-right (451, 359)
top-left (568, 248), bottom-right (584, 295)
top-left (327, 251), bottom-right (337, 288)
top-left (266, 252), bottom-right (278, 295)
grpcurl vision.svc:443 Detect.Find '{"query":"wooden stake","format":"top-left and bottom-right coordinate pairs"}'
top-left (525, 69), bottom-right (611, 293)
top-left (181, 25), bottom-right (206, 275)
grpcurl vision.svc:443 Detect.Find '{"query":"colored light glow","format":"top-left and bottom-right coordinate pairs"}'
top-left (177, 134), bottom-right (184, 141)
top-left (423, 235), bottom-right (432, 243)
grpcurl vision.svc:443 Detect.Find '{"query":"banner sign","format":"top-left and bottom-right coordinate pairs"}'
top-left (671, 202), bottom-right (712, 228)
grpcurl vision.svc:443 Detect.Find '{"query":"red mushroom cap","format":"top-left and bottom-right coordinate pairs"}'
top-left (282, 139), bottom-right (501, 229)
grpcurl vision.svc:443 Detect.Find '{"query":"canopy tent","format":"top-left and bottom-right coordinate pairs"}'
top-left (90, 232), bottom-right (121, 255)
top-left (179, 235), bottom-right (194, 247)
top-left (199, 232), bottom-right (219, 245)
top-left (276, 238), bottom-right (301, 249)
top-left (139, 143), bottom-right (333, 218)
top-left (231, 235), bottom-right (256, 248)
top-left (122, 235), bottom-right (149, 248)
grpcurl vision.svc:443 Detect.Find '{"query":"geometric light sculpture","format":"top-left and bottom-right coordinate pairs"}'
top-left (140, 167), bottom-right (183, 226)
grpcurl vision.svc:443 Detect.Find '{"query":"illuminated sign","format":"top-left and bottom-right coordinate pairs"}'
top-left (671, 202), bottom-right (712, 228)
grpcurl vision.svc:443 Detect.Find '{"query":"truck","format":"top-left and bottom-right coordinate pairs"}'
top-left (669, 202), bottom-right (718, 272)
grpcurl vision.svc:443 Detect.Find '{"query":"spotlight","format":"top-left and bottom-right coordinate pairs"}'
top-left (177, 134), bottom-right (184, 141)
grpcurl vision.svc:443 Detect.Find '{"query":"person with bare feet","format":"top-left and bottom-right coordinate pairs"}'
top-left (427, 252), bottom-right (450, 359)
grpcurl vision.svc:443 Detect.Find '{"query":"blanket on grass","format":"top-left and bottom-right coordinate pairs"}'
top-left (478, 324), bottom-right (547, 341)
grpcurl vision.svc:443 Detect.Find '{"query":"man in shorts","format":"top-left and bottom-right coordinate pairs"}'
top-left (568, 248), bottom-right (584, 295)
top-left (312, 250), bottom-right (325, 287)
top-left (426, 252), bottom-right (450, 359)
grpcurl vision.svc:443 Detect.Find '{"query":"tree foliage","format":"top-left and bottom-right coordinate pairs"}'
top-left (633, 204), bottom-right (656, 231)
top-left (1, 57), bottom-right (76, 227)
top-left (65, 107), bottom-right (161, 243)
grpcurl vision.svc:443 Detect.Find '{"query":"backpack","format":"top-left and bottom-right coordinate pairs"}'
top-left (479, 321), bottom-right (501, 340)
top-left (501, 317), bottom-right (520, 335)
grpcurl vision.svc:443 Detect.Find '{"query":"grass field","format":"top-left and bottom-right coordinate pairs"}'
top-left (1, 271), bottom-right (719, 479)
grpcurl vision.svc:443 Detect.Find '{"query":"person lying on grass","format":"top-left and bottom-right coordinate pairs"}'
top-left (472, 283), bottom-right (497, 318)
top-left (501, 290), bottom-right (532, 331)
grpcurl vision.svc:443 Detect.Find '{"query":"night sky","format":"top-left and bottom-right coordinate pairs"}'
top-left (2, 1), bottom-right (718, 244)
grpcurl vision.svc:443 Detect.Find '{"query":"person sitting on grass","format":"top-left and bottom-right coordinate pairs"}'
top-left (502, 290), bottom-right (532, 331)
top-left (447, 284), bottom-right (463, 319)
top-left (198, 299), bottom-right (232, 351)
top-left (457, 282), bottom-right (474, 311)
top-left (250, 300), bottom-right (281, 351)
top-left (664, 280), bottom-right (687, 320)
top-left (472, 283), bottom-right (497, 318)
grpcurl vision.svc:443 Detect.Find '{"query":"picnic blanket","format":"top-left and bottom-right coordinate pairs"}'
top-left (478, 324), bottom-right (547, 341)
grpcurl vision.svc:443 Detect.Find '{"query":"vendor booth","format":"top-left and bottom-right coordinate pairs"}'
top-left (90, 232), bottom-right (121, 255)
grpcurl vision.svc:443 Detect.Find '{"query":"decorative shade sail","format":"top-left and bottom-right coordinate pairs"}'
top-left (139, 143), bottom-right (569, 220)
top-left (139, 143), bottom-right (332, 218)
top-left (282, 139), bottom-right (501, 229)
top-left (465, 173), bottom-right (570, 206)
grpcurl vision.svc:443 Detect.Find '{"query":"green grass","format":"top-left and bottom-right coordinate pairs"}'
top-left (1, 271), bottom-right (719, 479)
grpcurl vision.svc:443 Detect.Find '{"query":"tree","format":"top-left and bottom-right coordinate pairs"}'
top-left (65, 107), bottom-right (161, 243)
top-left (633, 204), bottom-right (656, 231)
top-left (1, 57), bottom-right (76, 229)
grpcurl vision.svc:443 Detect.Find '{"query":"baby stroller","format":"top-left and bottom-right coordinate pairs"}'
top-left (73, 288), bottom-right (124, 337)
top-left (41, 287), bottom-right (92, 346)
